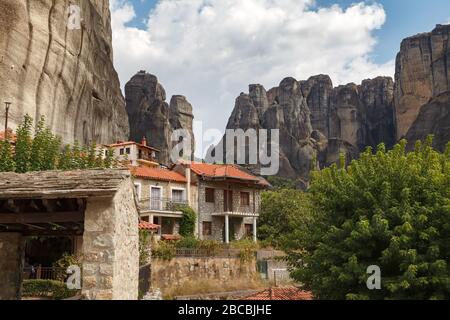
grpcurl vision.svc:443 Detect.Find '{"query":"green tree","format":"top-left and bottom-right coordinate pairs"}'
top-left (288, 138), bottom-right (450, 300)
top-left (179, 206), bottom-right (197, 237)
top-left (259, 189), bottom-right (312, 248)
top-left (30, 116), bottom-right (60, 171)
top-left (14, 114), bottom-right (33, 173)
top-left (0, 140), bottom-right (15, 172)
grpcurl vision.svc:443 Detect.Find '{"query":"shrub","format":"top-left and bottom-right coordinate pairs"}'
top-left (152, 241), bottom-right (176, 260)
top-left (179, 206), bottom-right (197, 237)
top-left (230, 239), bottom-right (259, 262)
top-left (288, 138), bottom-right (450, 300)
top-left (22, 279), bottom-right (78, 300)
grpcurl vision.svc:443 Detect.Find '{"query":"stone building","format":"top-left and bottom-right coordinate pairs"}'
top-left (130, 165), bottom-right (198, 240)
top-left (0, 169), bottom-right (140, 300)
top-left (173, 162), bottom-right (270, 243)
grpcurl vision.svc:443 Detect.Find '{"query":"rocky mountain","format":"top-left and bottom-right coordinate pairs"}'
top-left (218, 24), bottom-right (449, 185)
top-left (217, 75), bottom-right (395, 185)
top-left (395, 24), bottom-right (450, 151)
top-left (125, 71), bottom-right (195, 165)
top-left (0, 0), bottom-right (129, 145)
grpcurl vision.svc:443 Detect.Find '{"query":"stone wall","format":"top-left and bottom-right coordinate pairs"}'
top-left (151, 256), bottom-right (258, 293)
top-left (0, 233), bottom-right (23, 300)
top-left (197, 181), bottom-right (260, 241)
top-left (82, 179), bottom-right (139, 300)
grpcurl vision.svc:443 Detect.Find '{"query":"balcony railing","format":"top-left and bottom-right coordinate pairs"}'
top-left (139, 197), bottom-right (188, 213)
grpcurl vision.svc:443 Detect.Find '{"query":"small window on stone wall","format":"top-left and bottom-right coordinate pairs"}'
top-left (205, 188), bottom-right (215, 203)
top-left (240, 192), bottom-right (250, 206)
top-left (203, 222), bottom-right (212, 236)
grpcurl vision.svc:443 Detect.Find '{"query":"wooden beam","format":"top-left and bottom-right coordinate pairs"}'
top-left (0, 211), bottom-right (84, 224)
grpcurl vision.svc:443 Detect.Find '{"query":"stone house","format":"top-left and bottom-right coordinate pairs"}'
top-left (105, 138), bottom-right (160, 167)
top-left (0, 169), bottom-right (140, 300)
top-left (129, 165), bottom-right (198, 240)
top-left (173, 163), bottom-right (270, 243)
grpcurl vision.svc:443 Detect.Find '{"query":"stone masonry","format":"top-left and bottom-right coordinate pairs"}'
top-left (0, 233), bottom-right (23, 300)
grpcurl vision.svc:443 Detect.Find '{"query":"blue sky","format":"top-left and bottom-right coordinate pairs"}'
top-left (124, 0), bottom-right (450, 66)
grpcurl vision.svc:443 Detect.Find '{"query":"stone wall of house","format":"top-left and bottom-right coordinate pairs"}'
top-left (0, 233), bottom-right (23, 300)
top-left (82, 179), bottom-right (139, 300)
top-left (151, 256), bottom-right (258, 293)
top-left (198, 181), bottom-right (260, 241)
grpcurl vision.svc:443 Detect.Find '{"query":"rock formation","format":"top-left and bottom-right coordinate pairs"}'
top-left (125, 71), bottom-right (195, 165)
top-left (0, 0), bottom-right (129, 145)
top-left (218, 75), bottom-right (396, 185)
top-left (395, 24), bottom-right (450, 151)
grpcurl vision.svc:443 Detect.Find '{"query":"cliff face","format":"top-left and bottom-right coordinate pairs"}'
top-left (219, 75), bottom-right (396, 184)
top-left (0, 0), bottom-right (129, 144)
top-left (395, 24), bottom-right (450, 151)
top-left (125, 71), bottom-right (195, 165)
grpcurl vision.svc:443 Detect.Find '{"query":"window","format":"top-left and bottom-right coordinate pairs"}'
top-left (240, 192), bottom-right (250, 206)
top-left (138, 149), bottom-right (142, 159)
top-left (245, 224), bottom-right (253, 237)
top-left (172, 189), bottom-right (184, 203)
top-left (203, 222), bottom-right (212, 236)
top-left (141, 216), bottom-right (149, 222)
top-left (119, 148), bottom-right (124, 155)
top-left (126, 147), bottom-right (131, 155)
top-left (150, 186), bottom-right (163, 210)
top-left (205, 188), bottom-right (215, 203)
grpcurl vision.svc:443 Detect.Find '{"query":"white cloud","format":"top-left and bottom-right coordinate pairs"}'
top-left (110, 0), bottom-right (394, 157)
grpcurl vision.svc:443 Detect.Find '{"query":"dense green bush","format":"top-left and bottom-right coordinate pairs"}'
top-left (152, 241), bottom-right (176, 260)
top-left (288, 138), bottom-right (450, 300)
top-left (259, 189), bottom-right (313, 249)
top-left (179, 206), bottom-right (197, 237)
top-left (22, 279), bottom-right (79, 300)
top-left (0, 115), bottom-right (117, 173)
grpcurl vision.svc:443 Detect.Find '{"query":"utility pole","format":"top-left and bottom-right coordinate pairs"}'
top-left (4, 102), bottom-right (11, 141)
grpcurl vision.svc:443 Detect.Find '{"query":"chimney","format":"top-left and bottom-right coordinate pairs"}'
top-left (141, 136), bottom-right (147, 146)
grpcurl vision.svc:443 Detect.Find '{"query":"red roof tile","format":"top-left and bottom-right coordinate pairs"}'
top-left (242, 287), bottom-right (313, 301)
top-left (161, 234), bottom-right (182, 241)
top-left (131, 166), bottom-right (187, 183)
top-left (139, 221), bottom-right (160, 231)
top-left (189, 163), bottom-right (268, 186)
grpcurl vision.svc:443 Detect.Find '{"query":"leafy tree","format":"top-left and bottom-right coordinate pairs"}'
top-left (288, 138), bottom-right (450, 300)
top-left (0, 115), bottom-right (118, 173)
top-left (14, 114), bottom-right (33, 173)
top-left (0, 140), bottom-right (15, 172)
top-left (179, 206), bottom-right (197, 237)
top-left (259, 189), bottom-right (312, 248)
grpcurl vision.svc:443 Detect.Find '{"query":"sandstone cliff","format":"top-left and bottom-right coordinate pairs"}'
top-left (0, 0), bottom-right (129, 144)
top-left (395, 24), bottom-right (450, 151)
top-left (125, 71), bottom-right (195, 165)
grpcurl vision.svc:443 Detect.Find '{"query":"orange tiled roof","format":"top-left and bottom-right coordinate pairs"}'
top-left (161, 234), bottom-right (182, 241)
top-left (242, 287), bottom-right (313, 301)
top-left (130, 166), bottom-right (187, 183)
top-left (189, 162), bottom-right (269, 186)
top-left (0, 129), bottom-right (17, 143)
top-left (139, 221), bottom-right (160, 231)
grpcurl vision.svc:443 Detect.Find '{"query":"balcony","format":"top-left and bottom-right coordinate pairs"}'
top-left (138, 197), bottom-right (188, 216)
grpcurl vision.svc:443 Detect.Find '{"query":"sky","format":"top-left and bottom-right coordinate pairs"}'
top-left (109, 0), bottom-right (450, 157)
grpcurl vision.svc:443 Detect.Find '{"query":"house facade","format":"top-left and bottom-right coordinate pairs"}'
top-left (173, 163), bottom-right (269, 243)
top-left (106, 140), bottom-right (269, 243)
top-left (129, 165), bottom-right (198, 240)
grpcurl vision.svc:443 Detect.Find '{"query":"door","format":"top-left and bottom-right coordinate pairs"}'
top-left (150, 187), bottom-right (163, 210)
top-left (223, 190), bottom-right (233, 212)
